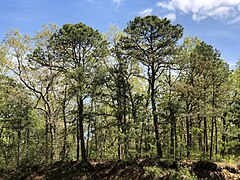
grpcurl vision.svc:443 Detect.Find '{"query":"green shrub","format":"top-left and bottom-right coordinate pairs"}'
top-left (144, 166), bottom-right (163, 178)
top-left (170, 166), bottom-right (197, 180)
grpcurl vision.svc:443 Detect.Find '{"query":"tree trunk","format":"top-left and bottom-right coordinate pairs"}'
top-left (179, 119), bottom-right (184, 158)
top-left (86, 123), bottom-right (91, 158)
top-left (45, 115), bottom-right (49, 161)
top-left (94, 120), bottom-right (98, 157)
top-left (62, 104), bottom-right (67, 160)
top-left (186, 115), bottom-right (190, 159)
top-left (214, 117), bottom-right (218, 155)
top-left (76, 116), bottom-right (80, 161)
top-left (210, 88), bottom-right (216, 159)
top-left (221, 115), bottom-right (227, 156)
top-left (150, 65), bottom-right (162, 158)
top-left (174, 119), bottom-right (178, 159)
top-left (61, 84), bottom-right (68, 160)
top-left (204, 116), bottom-right (208, 153)
top-left (152, 96), bottom-right (162, 158)
top-left (78, 96), bottom-right (87, 163)
top-left (198, 114), bottom-right (203, 151)
top-left (170, 120), bottom-right (174, 158)
top-left (117, 101), bottom-right (122, 160)
top-left (17, 129), bottom-right (21, 168)
top-left (50, 122), bottom-right (54, 161)
top-left (210, 116), bottom-right (214, 159)
top-left (129, 91), bottom-right (139, 157)
top-left (139, 117), bottom-right (144, 157)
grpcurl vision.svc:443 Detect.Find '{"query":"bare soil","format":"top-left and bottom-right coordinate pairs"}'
top-left (1, 159), bottom-right (239, 180)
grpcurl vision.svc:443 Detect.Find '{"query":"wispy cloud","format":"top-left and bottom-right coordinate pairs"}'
top-left (156, 0), bottom-right (240, 23)
top-left (156, 1), bottom-right (175, 11)
top-left (86, 0), bottom-right (95, 3)
top-left (229, 16), bottom-right (240, 24)
top-left (112, 0), bottom-right (125, 8)
top-left (164, 12), bottom-right (176, 21)
top-left (139, 8), bottom-right (153, 17)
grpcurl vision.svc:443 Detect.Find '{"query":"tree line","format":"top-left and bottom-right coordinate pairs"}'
top-left (0, 15), bottom-right (239, 168)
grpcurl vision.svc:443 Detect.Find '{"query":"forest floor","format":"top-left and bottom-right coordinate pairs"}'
top-left (0, 158), bottom-right (240, 180)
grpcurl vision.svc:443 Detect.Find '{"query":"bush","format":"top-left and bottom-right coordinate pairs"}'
top-left (170, 166), bottom-right (197, 180)
top-left (144, 166), bottom-right (164, 178)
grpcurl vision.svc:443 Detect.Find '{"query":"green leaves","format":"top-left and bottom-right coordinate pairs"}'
top-left (49, 23), bottom-right (108, 65)
top-left (121, 15), bottom-right (183, 68)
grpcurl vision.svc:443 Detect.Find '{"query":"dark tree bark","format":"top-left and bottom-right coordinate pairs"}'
top-left (210, 116), bottom-right (215, 159)
top-left (78, 96), bottom-right (87, 163)
top-left (62, 103), bottom-right (67, 160)
top-left (76, 115), bottom-right (80, 161)
top-left (186, 115), bottom-right (190, 159)
top-left (198, 114), bottom-right (203, 151)
top-left (204, 116), bottom-right (208, 153)
top-left (221, 114), bottom-right (227, 156)
top-left (151, 64), bottom-right (162, 158)
top-left (215, 117), bottom-right (218, 155)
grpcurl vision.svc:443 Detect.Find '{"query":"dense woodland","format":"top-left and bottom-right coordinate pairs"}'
top-left (0, 15), bottom-right (239, 170)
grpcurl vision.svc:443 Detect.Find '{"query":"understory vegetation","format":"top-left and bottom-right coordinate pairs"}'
top-left (0, 15), bottom-right (239, 178)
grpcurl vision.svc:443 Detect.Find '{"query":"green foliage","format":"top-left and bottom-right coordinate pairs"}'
top-left (0, 75), bottom-right (37, 169)
top-left (144, 165), bottom-right (197, 180)
top-left (170, 167), bottom-right (197, 180)
top-left (0, 15), bottom-right (239, 175)
top-left (144, 166), bottom-right (164, 178)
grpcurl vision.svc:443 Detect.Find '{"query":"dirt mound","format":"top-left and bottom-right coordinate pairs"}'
top-left (192, 160), bottom-right (239, 180)
top-left (1, 159), bottom-right (239, 180)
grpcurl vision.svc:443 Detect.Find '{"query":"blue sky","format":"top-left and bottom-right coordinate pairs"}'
top-left (0, 0), bottom-right (239, 68)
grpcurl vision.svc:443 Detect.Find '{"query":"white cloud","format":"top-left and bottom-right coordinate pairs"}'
top-left (206, 6), bottom-right (231, 17)
top-left (164, 13), bottom-right (176, 21)
top-left (112, 0), bottom-right (125, 7)
top-left (139, 8), bottom-right (153, 16)
top-left (156, 2), bottom-right (175, 11)
top-left (156, 0), bottom-right (240, 22)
